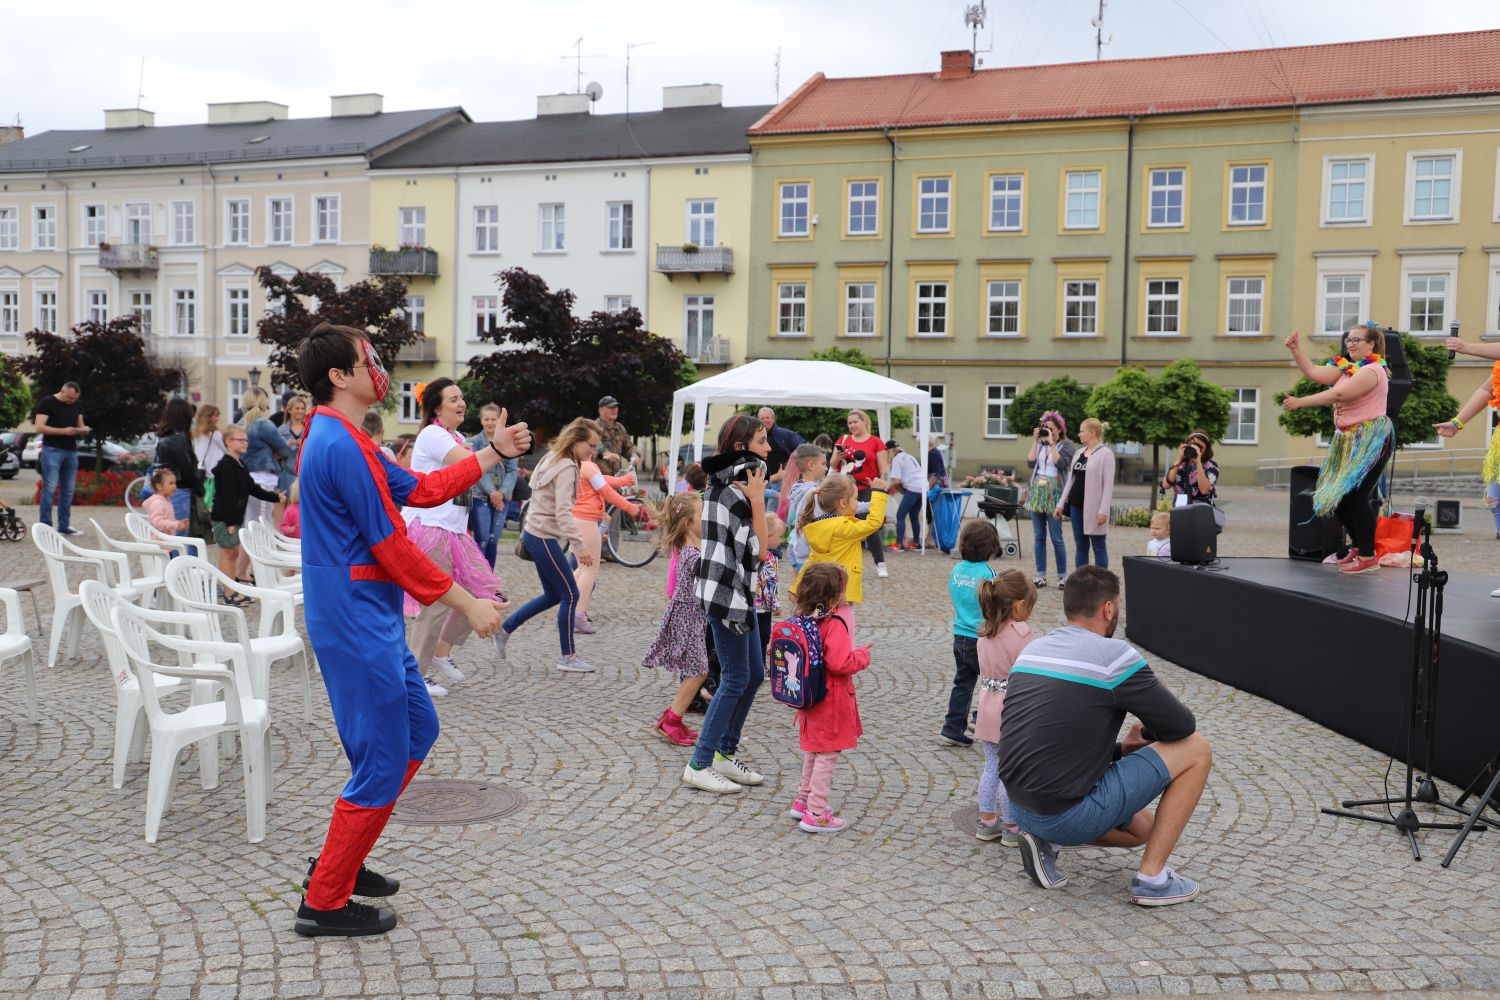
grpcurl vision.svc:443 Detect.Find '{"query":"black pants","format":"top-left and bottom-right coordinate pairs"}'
top-left (1336, 438), bottom-right (1393, 558)
top-left (857, 487), bottom-right (885, 565)
top-left (942, 635), bottom-right (980, 739)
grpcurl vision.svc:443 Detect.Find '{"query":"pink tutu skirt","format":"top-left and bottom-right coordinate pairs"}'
top-left (402, 521), bottom-right (508, 616)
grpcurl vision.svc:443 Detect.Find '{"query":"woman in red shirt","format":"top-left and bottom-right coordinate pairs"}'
top-left (830, 409), bottom-right (891, 578)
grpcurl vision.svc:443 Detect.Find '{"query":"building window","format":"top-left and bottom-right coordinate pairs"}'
top-left (538, 203), bottom-right (565, 251)
top-left (687, 199), bottom-right (717, 246)
top-left (227, 378), bottom-right (248, 421)
top-left (604, 295), bottom-right (632, 314)
top-left (227, 287), bottom-right (251, 337)
top-left (86, 290), bottom-right (109, 326)
top-left (398, 206), bottom-right (426, 246)
top-left (1064, 171), bottom-right (1101, 229)
top-left (685, 295), bottom-right (715, 357)
top-left (473, 295), bottom-right (498, 340)
top-left (1225, 388), bottom-right (1259, 444)
top-left (172, 201), bottom-right (195, 245)
top-left (1228, 164), bottom-right (1267, 226)
top-left (913, 383), bottom-right (945, 434)
top-left (172, 289), bottom-right (196, 337)
top-left (314, 195), bottom-right (340, 243)
top-left (917, 176), bottom-right (951, 233)
top-left (915, 281), bottom-right (949, 337)
top-left (1145, 279), bottom-right (1182, 336)
top-left (1407, 274), bottom-right (1448, 333)
top-left (988, 173), bottom-right (1023, 232)
top-left (1063, 280), bottom-right (1099, 336)
top-left (1225, 276), bottom-right (1264, 336)
top-left (779, 182), bottom-right (810, 237)
top-left (0, 292), bottom-right (17, 334)
top-left (35, 291), bottom-right (57, 332)
top-left (1148, 168), bottom-right (1185, 228)
top-left (1410, 154), bottom-right (1456, 221)
top-left (847, 181), bottom-right (878, 235)
top-left (607, 201), bottom-right (634, 250)
top-left (227, 200), bottom-right (250, 245)
top-left (403, 295), bottom-right (426, 334)
top-left (984, 280), bottom-right (1022, 337)
top-left (399, 381), bottom-right (420, 423)
top-left (1325, 158), bottom-right (1370, 224)
top-left (83, 205), bottom-right (106, 247)
top-left (129, 290), bottom-right (153, 335)
top-left (985, 384), bottom-right (1018, 438)
top-left (474, 205), bottom-right (498, 252)
top-left (34, 206), bottom-right (57, 249)
top-left (777, 283), bottom-right (807, 335)
top-left (0, 208), bottom-right (17, 250)
top-left (1322, 275), bottom-right (1363, 335)
top-left (123, 202), bottom-right (150, 244)
top-left (844, 283), bottom-right (876, 337)
top-left (269, 197), bottom-right (293, 244)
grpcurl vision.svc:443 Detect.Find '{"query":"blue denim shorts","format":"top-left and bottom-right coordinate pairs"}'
top-left (1011, 746), bottom-right (1170, 846)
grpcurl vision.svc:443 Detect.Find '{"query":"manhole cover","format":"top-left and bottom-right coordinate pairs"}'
top-left (952, 805), bottom-right (981, 836)
top-left (391, 779), bottom-right (526, 826)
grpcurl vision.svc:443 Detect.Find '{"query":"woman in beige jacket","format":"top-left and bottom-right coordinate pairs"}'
top-left (1054, 417), bottom-right (1115, 571)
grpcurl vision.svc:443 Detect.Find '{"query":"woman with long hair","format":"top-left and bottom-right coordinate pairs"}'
top-left (192, 403), bottom-right (226, 479)
top-left (152, 397), bottom-right (200, 537)
top-left (1054, 417), bottom-right (1115, 571)
top-left (1161, 430), bottom-right (1220, 506)
top-left (569, 421), bottom-right (643, 634)
top-left (240, 386), bottom-right (290, 533)
top-left (277, 393), bottom-right (311, 493)
top-left (401, 379), bottom-right (510, 695)
top-left (1025, 411), bottom-right (1073, 588)
top-left (830, 409), bottom-right (892, 578)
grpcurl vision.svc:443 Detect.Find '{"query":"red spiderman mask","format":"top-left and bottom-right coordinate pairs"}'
top-left (360, 340), bottom-right (391, 402)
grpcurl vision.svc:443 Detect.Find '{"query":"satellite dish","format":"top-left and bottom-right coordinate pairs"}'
top-left (585, 81), bottom-right (604, 102)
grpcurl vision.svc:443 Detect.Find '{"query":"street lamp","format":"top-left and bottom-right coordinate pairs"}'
top-left (247, 365), bottom-right (261, 388)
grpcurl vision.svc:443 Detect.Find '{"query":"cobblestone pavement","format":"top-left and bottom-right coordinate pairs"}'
top-left (1, 505), bottom-right (1498, 999)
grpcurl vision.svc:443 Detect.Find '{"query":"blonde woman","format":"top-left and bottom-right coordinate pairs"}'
top-left (276, 392), bottom-right (311, 492)
top-left (1054, 418), bottom-right (1115, 571)
top-left (831, 408), bottom-right (892, 579)
top-left (240, 387), bottom-right (290, 527)
top-left (192, 404), bottom-right (226, 478)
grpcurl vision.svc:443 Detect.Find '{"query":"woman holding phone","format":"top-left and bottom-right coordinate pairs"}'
top-left (831, 409), bottom-right (891, 579)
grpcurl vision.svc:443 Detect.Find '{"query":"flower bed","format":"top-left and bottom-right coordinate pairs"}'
top-left (32, 469), bottom-right (138, 506)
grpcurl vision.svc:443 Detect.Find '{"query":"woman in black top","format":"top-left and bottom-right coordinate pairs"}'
top-left (153, 398), bottom-right (200, 534)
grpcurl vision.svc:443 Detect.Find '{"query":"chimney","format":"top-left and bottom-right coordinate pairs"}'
top-left (0, 126), bottom-right (21, 146)
top-left (663, 84), bottom-right (723, 109)
top-left (938, 50), bottom-right (975, 79)
top-left (207, 101), bottom-right (290, 125)
top-left (104, 108), bottom-right (155, 129)
top-left (537, 93), bottom-right (592, 116)
top-left (331, 93), bottom-right (383, 117)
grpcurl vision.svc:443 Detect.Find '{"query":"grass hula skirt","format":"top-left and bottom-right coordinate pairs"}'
top-left (1312, 415), bottom-right (1393, 518)
top-left (1484, 363), bottom-right (1500, 484)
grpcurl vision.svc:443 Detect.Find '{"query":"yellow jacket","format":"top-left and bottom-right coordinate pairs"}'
top-left (790, 490), bottom-right (888, 604)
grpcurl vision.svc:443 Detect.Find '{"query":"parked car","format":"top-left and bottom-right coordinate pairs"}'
top-left (21, 436), bottom-right (146, 473)
top-left (0, 434), bottom-right (20, 479)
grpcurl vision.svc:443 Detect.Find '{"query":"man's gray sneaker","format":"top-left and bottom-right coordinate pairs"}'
top-left (556, 655), bottom-right (595, 673)
top-left (493, 627), bottom-right (509, 660)
top-left (1017, 830), bottom-right (1068, 889)
top-left (1130, 868), bottom-right (1200, 906)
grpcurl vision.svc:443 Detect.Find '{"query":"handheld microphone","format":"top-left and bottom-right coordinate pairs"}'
top-left (1449, 319), bottom-right (1460, 360)
top-left (1411, 494), bottom-right (1430, 551)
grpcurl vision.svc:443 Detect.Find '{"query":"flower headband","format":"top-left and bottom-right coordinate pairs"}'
top-left (1041, 410), bottom-right (1066, 434)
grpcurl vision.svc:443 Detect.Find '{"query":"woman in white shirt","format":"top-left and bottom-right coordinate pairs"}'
top-left (192, 404), bottom-right (227, 476)
top-left (402, 379), bottom-right (510, 696)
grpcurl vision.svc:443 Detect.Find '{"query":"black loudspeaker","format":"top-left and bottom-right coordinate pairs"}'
top-left (1435, 499), bottom-right (1462, 531)
top-left (1288, 464), bottom-right (1343, 561)
top-left (1341, 327), bottom-right (1412, 420)
top-left (1169, 503), bottom-right (1217, 564)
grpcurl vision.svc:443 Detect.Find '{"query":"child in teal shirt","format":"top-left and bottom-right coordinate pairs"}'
top-left (941, 520), bottom-right (1002, 745)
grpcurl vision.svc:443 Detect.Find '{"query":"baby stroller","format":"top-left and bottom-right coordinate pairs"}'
top-left (0, 503), bottom-right (24, 542)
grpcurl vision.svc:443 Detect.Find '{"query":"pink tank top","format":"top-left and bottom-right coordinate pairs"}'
top-left (1334, 364), bottom-right (1389, 430)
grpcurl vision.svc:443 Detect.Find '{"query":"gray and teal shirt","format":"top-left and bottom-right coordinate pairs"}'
top-left (996, 625), bottom-right (1196, 815)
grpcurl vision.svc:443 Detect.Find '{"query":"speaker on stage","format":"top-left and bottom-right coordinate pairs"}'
top-left (1170, 503), bottom-right (1217, 564)
top-left (1289, 464), bottom-right (1343, 561)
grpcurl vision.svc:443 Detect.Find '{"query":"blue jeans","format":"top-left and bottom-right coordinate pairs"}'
top-left (39, 447), bottom-right (79, 530)
top-left (503, 533), bottom-right (578, 656)
top-left (1030, 511), bottom-right (1066, 576)
top-left (895, 491), bottom-right (923, 546)
top-left (942, 635), bottom-right (980, 739)
top-left (469, 501), bottom-right (501, 566)
top-left (691, 618), bottom-right (765, 769)
top-left (1068, 504), bottom-right (1108, 569)
top-left (1488, 482), bottom-right (1500, 538)
top-left (1011, 746), bottom-right (1170, 846)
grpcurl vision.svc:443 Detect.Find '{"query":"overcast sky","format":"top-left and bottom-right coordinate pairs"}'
top-left (5, 0), bottom-right (1497, 132)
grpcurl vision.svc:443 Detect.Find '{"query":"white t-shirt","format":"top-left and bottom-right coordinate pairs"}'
top-left (1146, 537), bottom-right (1171, 558)
top-left (402, 423), bottom-right (470, 532)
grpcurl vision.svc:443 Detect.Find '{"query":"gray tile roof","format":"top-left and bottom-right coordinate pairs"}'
top-left (0, 107), bottom-right (468, 173)
top-left (369, 103), bottom-right (775, 169)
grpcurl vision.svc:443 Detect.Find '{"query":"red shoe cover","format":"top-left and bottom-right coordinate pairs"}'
top-left (304, 760), bottom-right (423, 910)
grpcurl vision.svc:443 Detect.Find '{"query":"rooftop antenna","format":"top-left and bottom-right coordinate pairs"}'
top-left (1091, 0), bottom-right (1113, 60)
top-left (774, 47), bottom-right (782, 102)
top-left (135, 57), bottom-right (147, 109)
top-left (560, 37), bottom-right (603, 94)
top-left (625, 40), bottom-right (654, 119)
top-left (963, 1), bottom-right (987, 54)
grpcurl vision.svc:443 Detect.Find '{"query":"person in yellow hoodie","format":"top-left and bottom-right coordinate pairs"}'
top-left (790, 473), bottom-right (888, 625)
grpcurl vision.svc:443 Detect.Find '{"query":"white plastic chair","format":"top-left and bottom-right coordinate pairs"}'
top-left (0, 587), bottom-right (39, 723)
top-left (165, 557), bottom-right (314, 723)
top-left (32, 522), bottom-right (140, 668)
top-left (113, 601), bottom-right (272, 844)
top-left (89, 518), bottom-right (169, 608)
top-left (240, 522), bottom-right (302, 599)
top-left (125, 511), bottom-right (207, 560)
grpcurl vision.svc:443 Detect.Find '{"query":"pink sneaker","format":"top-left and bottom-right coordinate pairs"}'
top-left (1325, 549), bottom-right (1358, 566)
top-left (653, 709), bottom-right (697, 746)
top-left (787, 798), bottom-right (807, 820)
top-left (799, 810), bottom-right (847, 834)
top-left (1339, 553), bottom-right (1381, 575)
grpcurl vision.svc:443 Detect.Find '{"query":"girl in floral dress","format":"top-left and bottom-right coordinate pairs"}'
top-left (642, 491), bottom-right (710, 745)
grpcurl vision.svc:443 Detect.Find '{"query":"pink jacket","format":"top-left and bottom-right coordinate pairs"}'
top-left (142, 493), bottom-right (180, 535)
top-left (796, 606), bottom-right (870, 753)
top-left (279, 502), bottom-right (301, 538)
top-left (974, 620), bottom-right (1034, 745)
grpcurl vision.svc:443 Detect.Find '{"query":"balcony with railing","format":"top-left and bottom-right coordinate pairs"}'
top-left (369, 247), bottom-right (439, 278)
top-left (98, 243), bottom-right (159, 273)
top-left (656, 243), bottom-right (734, 276)
top-left (687, 336), bottom-right (732, 366)
top-left (396, 336), bottom-right (439, 363)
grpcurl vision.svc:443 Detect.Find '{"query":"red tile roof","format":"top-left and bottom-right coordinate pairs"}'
top-left (750, 29), bottom-right (1500, 135)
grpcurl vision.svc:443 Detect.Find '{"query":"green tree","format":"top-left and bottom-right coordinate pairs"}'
top-left (256, 267), bottom-right (420, 392)
top-left (751, 346), bottom-right (914, 442)
top-left (1008, 376), bottom-right (1091, 443)
top-left (0, 354), bottom-right (33, 430)
top-left (1087, 359), bottom-right (1230, 504)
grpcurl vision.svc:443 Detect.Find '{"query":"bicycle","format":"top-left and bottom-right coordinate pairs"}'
top-left (604, 485), bottom-right (659, 568)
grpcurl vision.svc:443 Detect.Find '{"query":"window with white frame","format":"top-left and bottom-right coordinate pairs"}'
top-left (1224, 388), bottom-right (1259, 444)
top-left (607, 202), bottom-right (633, 250)
top-left (226, 287), bottom-right (251, 337)
top-left (1064, 171), bottom-right (1101, 229)
top-left (1409, 154), bottom-right (1456, 221)
top-left (1063, 280), bottom-right (1099, 336)
top-left (404, 295), bottom-right (425, 334)
top-left (847, 182), bottom-right (877, 235)
top-left (398, 206), bottom-right (426, 246)
top-left (844, 282), bottom-right (876, 337)
top-left (35, 290), bottom-right (57, 332)
top-left (172, 289), bottom-right (196, 336)
top-left (688, 199), bottom-right (717, 245)
top-left (86, 290), bottom-right (108, 325)
top-left (1406, 274), bottom-right (1448, 333)
top-left (1321, 275), bottom-right (1363, 335)
top-left (915, 281), bottom-right (949, 336)
top-left (989, 174), bottom-right (1023, 232)
top-left (1148, 169), bottom-right (1185, 227)
top-left (83, 204), bottom-right (106, 247)
top-left (33, 206), bottom-right (56, 249)
top-left (914, 382), bottom-right (945, 434)
top-left (399, 381), bottom-right (420, 423)
top-left (778, 182), bottom-right (809, 237)
top-left (1228, 164), bottom-right (1267, 226)
top-left (227, 200), bottom-right (250, 244)
top-left (473, 295), bottom-right (498, 340)
top-left (538, 203), bottom-right (564, 251)
top-left (985, 384), bottom-right (1017, 438)
top-left (172, 201), bottom-right (195, 245)
top-left (917, 177), bottom-right (951, 233)
top-left (473, 205), bottom-right (498, 252)
top-left (269, 197), bottom-right (293, 244)
top-left (1226, 276), bottom-right (1265, 336)
top-left (128, 290), bottom-right (152, 335)
top-left (777, 282), bottom-right (807, 335)
top-left (0, 291), bottom-right (16, 334)
top-left (313, 196), bottom-right (338, 242)
top-left (986, 280), bottom-right (1021, 336)
top-left (1145, 279), bottom-right (1182, 336)
top-left (0, 207), bottom-right (17, 250)
top-left (1325, 158), bottom-right (1370, 224)
top-left (685, 295), bottom-right (715, 357)
top-left (125, 202), bottom-right (150, 244)
top-left (604, 295), bottom-right (632, 314)
top-left (227, 378), bottom-right (248, 420)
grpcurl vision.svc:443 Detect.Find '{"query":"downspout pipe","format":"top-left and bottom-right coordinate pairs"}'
top-left (1119, 115), bottom-right (1135, 366)
top-left (882, 127), bottom-right (897, 377)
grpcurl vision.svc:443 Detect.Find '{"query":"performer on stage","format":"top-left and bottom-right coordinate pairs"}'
top-left (1434, 332), bottom-right (1500, 571)
top-left (1281, 323), bottom-right (1393, 575)
top-left (291, 322), bottom-right (530, 937)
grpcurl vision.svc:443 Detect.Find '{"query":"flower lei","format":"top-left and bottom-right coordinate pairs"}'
top-left (1324, 354), bottom-right (1388, 377)
top-left (1490, 361), bottom-right (1500, 410)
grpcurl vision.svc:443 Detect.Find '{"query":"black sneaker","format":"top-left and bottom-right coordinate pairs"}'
top-left (302, 856), bottom-right (400, 897)
top-left (686, 693), bottom-right (710, 714)
top-left (938, 732), bottom-right (974, 747)
top-left (293, 899), bottom-right (397, 937)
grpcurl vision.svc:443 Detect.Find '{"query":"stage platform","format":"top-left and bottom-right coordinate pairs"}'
top-left (1123, 556), bottom-right (1499, 788)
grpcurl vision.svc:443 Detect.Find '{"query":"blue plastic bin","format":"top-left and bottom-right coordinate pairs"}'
top-left (932, 488), bottom-right (972, 554)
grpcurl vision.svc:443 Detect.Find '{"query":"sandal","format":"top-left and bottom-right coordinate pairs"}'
top-left (220, 593), bottom-right (253, 608)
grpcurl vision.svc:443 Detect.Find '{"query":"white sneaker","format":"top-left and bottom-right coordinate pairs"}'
top-left (876, 563), bottom-right (889, 578)
top-left (712, 753), bottom-right (764, 785)
top-left (1491, 587), bottom-right (1500, 598)
top-left (556, 655), bottom-right (596, 673)
top-left (424, 679), bottom-right (448, 698)
top-left (682, 763), bottom-right (742, 794)
top-left (430, 655), bottom-right (464, 682)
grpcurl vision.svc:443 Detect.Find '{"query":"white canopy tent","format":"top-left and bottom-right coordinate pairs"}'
top-left (667, 359), bottom-right (935, 546)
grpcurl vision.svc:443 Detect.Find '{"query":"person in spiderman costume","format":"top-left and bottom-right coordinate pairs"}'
top-left (291, 322), bottom-right (531, 937)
